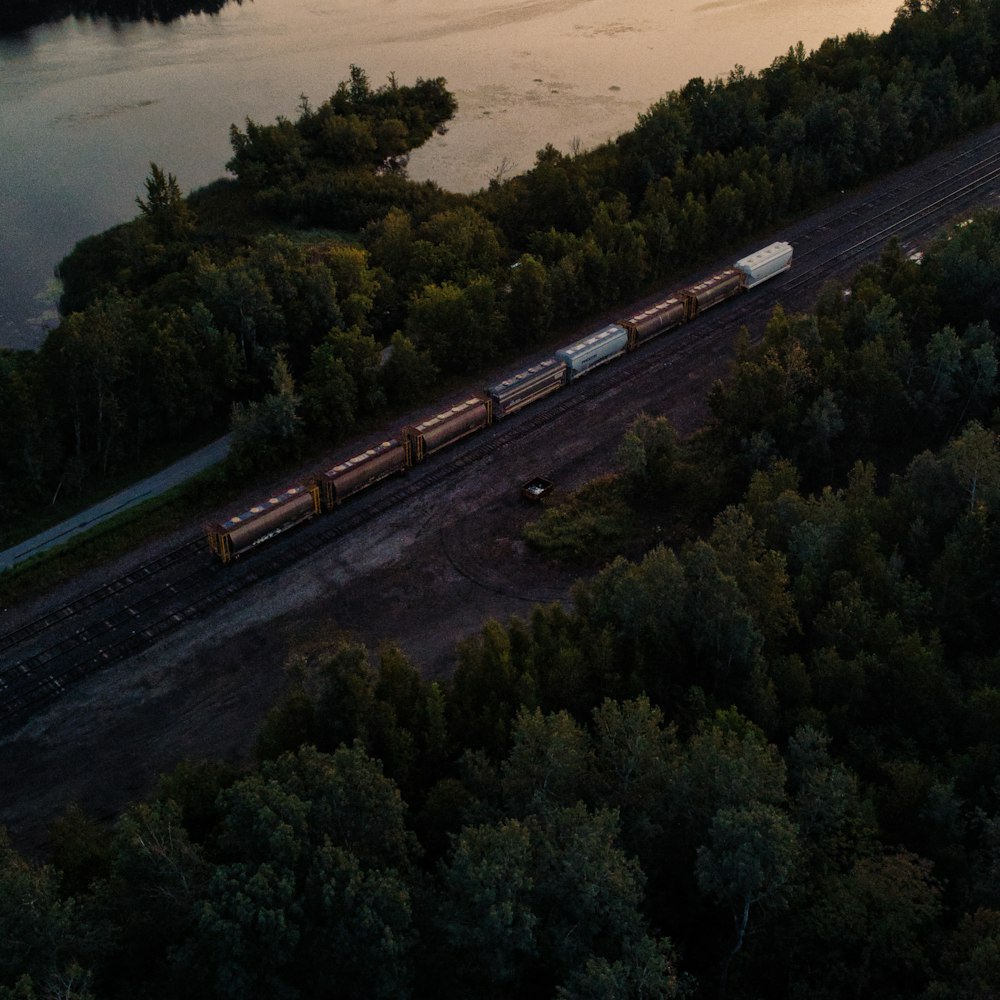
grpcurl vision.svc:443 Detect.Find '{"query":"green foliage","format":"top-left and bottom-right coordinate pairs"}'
top-left (228, 66), bottom-right (456, 212)
top-left (256, 642), bottom-right (452, 802)
top-left (0, 830), bottom-right (73, 991)
top-left (227, 354), bottom-right (304, 475)
top-left (101, 798), bottom-right (208, 989)
top-left (176, 745), bottom-right (418, 999)
top-left (589, 696), bottom-right (678, 862)
top-left (695, 803), bottom-right (799, 971)
top-left (313, 241), bottom-right (379, 330)
top-left (504, 253), bottom-right (553, 348)
top-left (436, 803), bottom-right (661, 998)
top-left (500, 706), bottom-right (591, 815)
top-left (523, 476), bottom-right (639, 561)
top-left (795, 849), bottom-right (942, 998)
top-left (300, 327), bottom-right (385, 442)
top-left (617, 413), bottom-right (681, 500)
top-left (1, 0), bottom-right (236, 33)
top-left (154, 758), bottom-right (240, 845)
top-left (928, 908), bottom-right (1000, 1000)
top-left (406, 277), bottom-right (502, 375)
top-left (136, 162), bottom-right (196, 243)
top-left (0, 349), bottom-right (57, 526)
top-left (300, 338), bottom-right (357, 441)
top-left (47, 806), bottom-right (110, 897)
top-left (555, 935), bottom-right (684, 1000)
top-left (379, 330), bottom-right (439, 408)
top-left (436, 817), bottom-right (537, 992)
top-left (414, 206), bottom-right (505, 286)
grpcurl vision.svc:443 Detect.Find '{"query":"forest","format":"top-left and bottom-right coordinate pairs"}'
top-left (4, 0), bottom-right (1000, 997)
top-left (3, 219), bottom-right (1000, 999)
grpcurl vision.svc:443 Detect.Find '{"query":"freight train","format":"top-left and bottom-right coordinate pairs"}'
top-left (206, 241), bottom-right (793, 563)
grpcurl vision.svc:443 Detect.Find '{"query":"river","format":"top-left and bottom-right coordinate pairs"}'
top-left (0, 0), bottom-right (900, 350)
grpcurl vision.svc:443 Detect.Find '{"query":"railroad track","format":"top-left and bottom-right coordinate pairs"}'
top-left (4, 126), bottom-right (1000, 731)
top-left (0, 537), bottom-right (205, 656)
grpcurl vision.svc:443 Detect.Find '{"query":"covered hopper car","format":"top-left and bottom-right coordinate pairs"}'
top-left (488, 358), bottom-right (568, 418)
top-left (404, 396), bottom-right (492, 463)
top-left (734, 241), bottom-right (793, 287)
top-left (554, 323), bottom-right (630, 378)
top-left (207, 483), bottom-right (321, 564)
top-left (681, 269), bottom-right (744, 321)
top-left (321, 439), bottom-right (409, 508)
top-left (621, 296), bottom-right (685, 348)
top-left (206, 241), bottom-right (791, 562)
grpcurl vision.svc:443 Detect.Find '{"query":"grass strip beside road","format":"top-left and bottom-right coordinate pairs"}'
top-left (0, 468), bottom-right (230, 609)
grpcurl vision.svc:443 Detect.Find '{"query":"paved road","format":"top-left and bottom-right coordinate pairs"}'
top-left (0, 435), bottom-right (231, 573)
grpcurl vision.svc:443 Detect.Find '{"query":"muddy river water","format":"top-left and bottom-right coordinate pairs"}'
top-left (0, 0), bottom-right (899, 348)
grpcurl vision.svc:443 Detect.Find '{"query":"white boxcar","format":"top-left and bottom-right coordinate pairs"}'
top-left (734, 242), bottom-right (793, 288)
top-left (554, 323), bottom-right (629, 379)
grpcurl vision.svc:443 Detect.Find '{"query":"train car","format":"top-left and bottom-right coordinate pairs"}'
top-left (680, 268), bottom-right (743, 321)
top-left (320, 438), bottom-right (410, 508)
top-left (734, 241), bottom-right (793, 288)
top-left (554, 323), bottom-right (629, 380)
top-left (487, 357), bottom-right (568, 419)
top-left (206, 482), bottom-right (321, 564)
top-left (404, 395), bottom-right (492, 463)
top-left (621, 296), bottom-right (685, 349)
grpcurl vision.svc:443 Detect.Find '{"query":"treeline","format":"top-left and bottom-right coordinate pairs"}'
top-left (0, 0), bottom-right (239, 34)
top-left (6, 0), bottom-right (1000, 536)
top-left (3, 220), bottom-right (1000, 998)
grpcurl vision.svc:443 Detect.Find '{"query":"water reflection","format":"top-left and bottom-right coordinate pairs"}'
top-left (1, 0), bottom-right (243, 35)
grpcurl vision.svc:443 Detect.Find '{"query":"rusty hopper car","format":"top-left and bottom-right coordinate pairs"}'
top-left (488, 358), bottom-right (568, 419)
top-left (734, 241), bottom-right (793, 288)
top-left (680, 269), bottom-right (743, 321)
top-left (404, 396), bottom-right (492, 463)
top-left (621, 296), bottom-right (685, 348)
top-left (321, 438), bottom-right (409, 508)
top-left (207, 482), bottom-right (321, 564)
top-left (554, 323), bottom-right (629, 379)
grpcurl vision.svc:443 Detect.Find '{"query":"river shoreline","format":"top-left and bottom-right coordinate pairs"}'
top-left (0, 0), bottom-right (901, 351)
